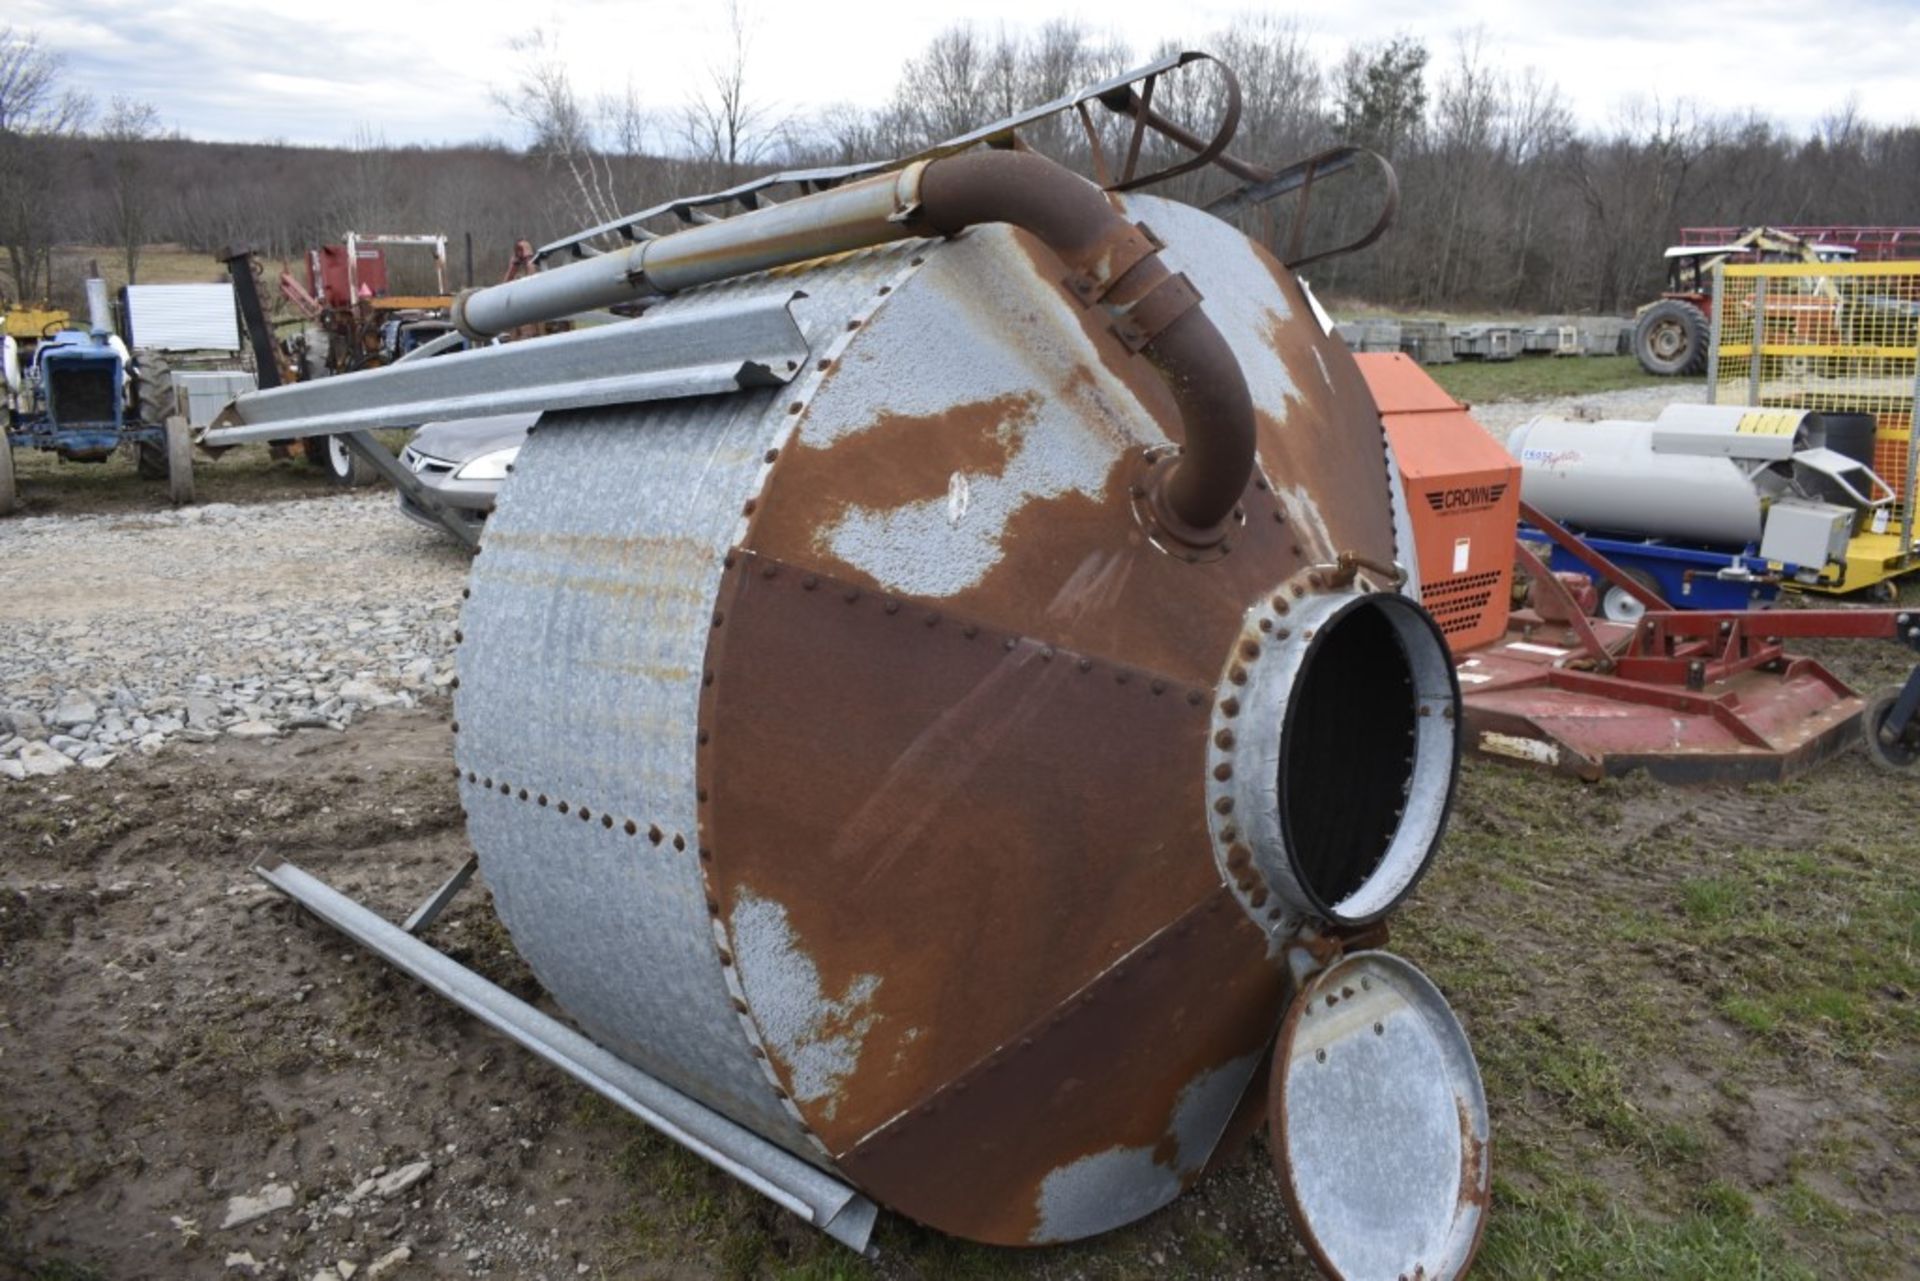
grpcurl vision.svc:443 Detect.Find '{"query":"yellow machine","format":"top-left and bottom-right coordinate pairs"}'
top-left (3, 304), bottom-right (71, 342)
top-left (1708, 259), bottom-right (1920, 598)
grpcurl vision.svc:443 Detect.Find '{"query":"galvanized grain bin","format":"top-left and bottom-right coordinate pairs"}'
top-left (449, 157), bottom-right (1485, 1265)
top-left (226, 126), bottom-right (1490, 1276)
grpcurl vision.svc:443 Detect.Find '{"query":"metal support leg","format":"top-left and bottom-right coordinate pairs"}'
top-left (337, 430), bottom-right (480, 549)
top-left (253, 856), bottom-right (879, 1253)
top-left (402, 854), bottom-right (479, 936)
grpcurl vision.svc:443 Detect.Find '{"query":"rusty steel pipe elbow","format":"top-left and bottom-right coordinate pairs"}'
top-left (911, 150), bottom-right (1257, 541)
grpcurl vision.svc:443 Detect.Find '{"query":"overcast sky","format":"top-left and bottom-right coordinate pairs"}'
top-left (11, 0), bottom-right (1918, 148)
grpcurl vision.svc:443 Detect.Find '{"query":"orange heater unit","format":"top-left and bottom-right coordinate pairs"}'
top-left (1355, 353), bottom-right (1521, 652)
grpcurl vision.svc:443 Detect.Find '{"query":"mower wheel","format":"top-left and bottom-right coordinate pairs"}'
top-left (1863, 685), bottom-right (1920, 772)
top-left (1633, 300), bottom-right (1708, 376)
top-left (1600, 569), bottom-right (1662, 625)
top-left (165, 415), bottom-right (195, 505)
top-left (319, 433), bottom-right (375, 487)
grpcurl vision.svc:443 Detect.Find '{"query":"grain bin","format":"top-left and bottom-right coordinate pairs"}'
top-left (229, 128), bottom-right (1489, 1278)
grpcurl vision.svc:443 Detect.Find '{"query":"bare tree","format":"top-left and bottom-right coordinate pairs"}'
top-left (493, 28), bottom-right (622, 230)
top-left (102, 96), bottom-right (160, 282)
top-left (332, 123), bottom-right (407, 234)
top-left (680, 0), bottom-right (782, 182)
top-left (1565, 98), bottom-right (1716, 311)
top-left (0, 25), bottom-right (91, 301)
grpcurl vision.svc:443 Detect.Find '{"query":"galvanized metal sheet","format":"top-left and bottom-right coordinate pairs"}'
top-left (837, 890), bottom-right (1284, 1245)
top-left (1272, 951), bottom-right (1488, 1280)
top-left (458, 186), bottom-right (1441, 1249)
top-left (456, 242), bottom-right (928, 1163)
top-left (700, 549), bottom-right (1225, 1162)
top-left (172, 369), bottom-right (256, 428)
top-left (124, 284), bottom-right (240, 352)
top-left (207, 294), bottom-right (811, 444)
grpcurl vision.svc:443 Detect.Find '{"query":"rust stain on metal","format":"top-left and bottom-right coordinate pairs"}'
top-left (737, 220), bottom-right (1401, 687)
top-left (837, 889), bottom-right (1284, 1245)
top-left (698, 547), bottom-right (1225, 1168)
top-left (1457, 1093), bottom-right (1490, 1213)
top-left (744, 391), bottom-right (1041, 556)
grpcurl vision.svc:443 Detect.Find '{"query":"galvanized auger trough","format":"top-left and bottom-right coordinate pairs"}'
top-left (214, 52), bottom-right (1490, 1278)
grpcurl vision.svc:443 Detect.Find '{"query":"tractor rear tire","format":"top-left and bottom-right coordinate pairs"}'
top-left (1862, 685), bottom-right (1920, 772)
top-left (1633, 300), bottom-right (1708, 377)
top-left (135, 357), bottom-right (176, 480)
top-left (165, 415), bottom-right (195, 505)
top-left (0, 442), bottom-right (15, 516)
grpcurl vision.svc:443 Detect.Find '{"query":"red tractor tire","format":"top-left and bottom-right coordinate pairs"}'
top-left (1633, 299), bottom-right (1709, 376)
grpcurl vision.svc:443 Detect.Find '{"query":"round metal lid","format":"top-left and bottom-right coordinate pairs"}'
top-left (1270, 951), bottom-right (1489, 1280)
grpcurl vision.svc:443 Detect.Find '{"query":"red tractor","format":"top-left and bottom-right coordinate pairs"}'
top-left (1633, 227), bottom-right (1850, 375)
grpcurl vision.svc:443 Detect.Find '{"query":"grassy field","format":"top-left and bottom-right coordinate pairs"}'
top-left (1427, 355), bottom-right (1696, 404)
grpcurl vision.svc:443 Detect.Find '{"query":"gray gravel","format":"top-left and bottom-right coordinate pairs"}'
top-left (0, 495), bottom-right (468, 779)
top-left (1463, 382), bottom-right (1705, 439)
top-left (0, 382), bottom-right (1698, 782)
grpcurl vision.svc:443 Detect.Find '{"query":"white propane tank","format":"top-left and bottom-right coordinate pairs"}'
top-left (1508, 405), bottom-right (1813, 546)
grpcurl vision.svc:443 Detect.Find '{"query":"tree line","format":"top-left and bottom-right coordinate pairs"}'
top-left (4, 17), bottom-right (1916, 317)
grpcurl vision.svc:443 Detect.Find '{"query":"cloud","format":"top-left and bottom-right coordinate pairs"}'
top-left (9, 0), bottom-right (1916, 147)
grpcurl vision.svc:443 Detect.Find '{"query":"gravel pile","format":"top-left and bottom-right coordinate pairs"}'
top-left (0, 495), bottom-right (469, 779)
top-left (1463, 383), bottom-right (1699, 437)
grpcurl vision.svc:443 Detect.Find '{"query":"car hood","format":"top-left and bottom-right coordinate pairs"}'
top-left (409, 412), bottom-right (539, 463)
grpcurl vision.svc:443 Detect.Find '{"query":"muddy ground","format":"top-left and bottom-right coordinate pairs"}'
top-left (4, 668), bottom-right (1916, 1279)
top-left (3, 383), bottom-right (1917, 1279)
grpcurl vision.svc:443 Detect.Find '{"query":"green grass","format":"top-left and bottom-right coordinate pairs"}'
top-left (1480, 1169), bottom-right (1819, 1280)
top-left (4, 436), bottom-right (392, 517)
top-left (1427, 355), bottom-right (1696, 405)
top-left (1391, 750), bottom-right (1920, 1278)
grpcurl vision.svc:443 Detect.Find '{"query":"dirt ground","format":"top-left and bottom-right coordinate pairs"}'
top-left (5, 655), bottom-right (1917, 1280)
top-left (3, 378), bottom-right (1918, 1278)
top-left (0, 712), bottom-right (1317, 1281)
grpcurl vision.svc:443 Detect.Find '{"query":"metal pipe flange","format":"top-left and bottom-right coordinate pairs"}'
top-left (1207, 587), bottom-right (1460, 933)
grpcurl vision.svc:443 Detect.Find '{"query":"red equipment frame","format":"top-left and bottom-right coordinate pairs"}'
top-left (1678, 225), bottom-right (1920, 262)
top-left (1454, 502), bottom-right (1920, 780)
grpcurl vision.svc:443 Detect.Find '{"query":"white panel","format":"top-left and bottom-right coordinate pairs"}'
top-left (125, 284), bottom-right (241, 352)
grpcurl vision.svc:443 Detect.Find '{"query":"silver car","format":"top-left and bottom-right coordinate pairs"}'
top-left (396, 412), bottom-right (537, 538)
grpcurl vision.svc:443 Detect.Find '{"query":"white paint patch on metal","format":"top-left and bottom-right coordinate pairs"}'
top-left (730, 891), bottom-right (882, 1119)
top-left (1479, 731), bottom-right (1560, 765)
top-left (799, 226), bottom-right (1149, 598)
top-left (1030, 1049), bottom-right (1261, 1244)
top-left (1279, 483), bottom-right (1339, 562)
top-left (945, 471), bottom-right (970, 526)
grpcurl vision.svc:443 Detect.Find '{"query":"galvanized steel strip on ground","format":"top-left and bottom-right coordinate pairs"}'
top-left (455, 241), bottom-right (932, 1162)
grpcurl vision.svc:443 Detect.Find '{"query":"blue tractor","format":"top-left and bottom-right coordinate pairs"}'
top-left (1, 291), bottom-right (194, 514)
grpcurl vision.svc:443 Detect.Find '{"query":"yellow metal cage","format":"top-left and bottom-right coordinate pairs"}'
top-left (1710, 259), bottom-right (1920, 593)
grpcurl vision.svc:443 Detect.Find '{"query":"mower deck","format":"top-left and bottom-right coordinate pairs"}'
top-left (1456, 613), bottom-right (1863, 782)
